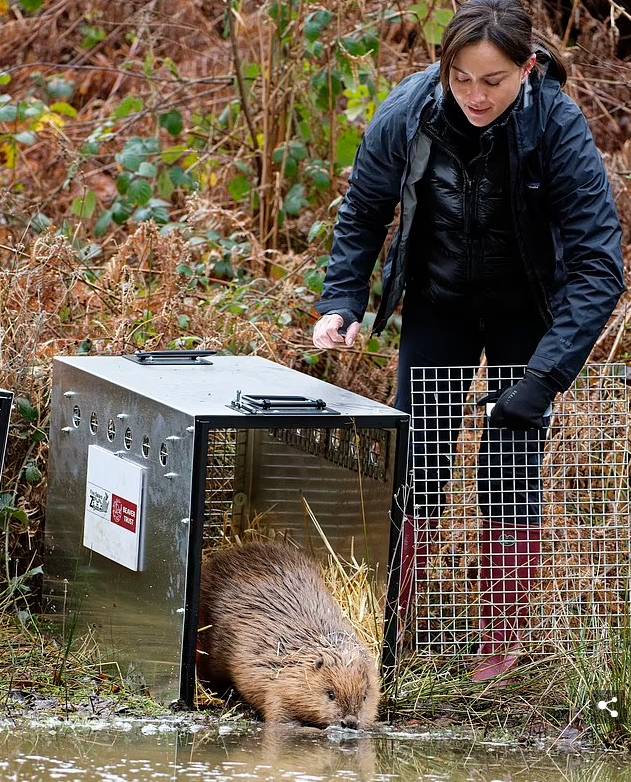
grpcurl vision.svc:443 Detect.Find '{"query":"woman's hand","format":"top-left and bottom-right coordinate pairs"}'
top-left (313, 314), bottom-right (361, 349)
top-left (479, 371), bottom-right (558, 430)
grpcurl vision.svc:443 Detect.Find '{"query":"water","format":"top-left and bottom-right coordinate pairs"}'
top-left (1, 720), bottom-right (630, 782)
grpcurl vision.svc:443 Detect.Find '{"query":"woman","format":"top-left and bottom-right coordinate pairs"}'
top-left (312, 0), bottom-right (624, 681)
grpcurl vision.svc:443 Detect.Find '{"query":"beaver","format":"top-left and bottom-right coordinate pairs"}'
top-left (197, 541), bottom-right (380, 728)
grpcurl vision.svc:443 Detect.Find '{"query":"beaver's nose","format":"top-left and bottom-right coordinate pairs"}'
top-left (340, 716), bottom-right (358, 729)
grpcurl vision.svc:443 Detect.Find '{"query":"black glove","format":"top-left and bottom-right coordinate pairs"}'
top-left (479, 370), bottom-right (559, 431)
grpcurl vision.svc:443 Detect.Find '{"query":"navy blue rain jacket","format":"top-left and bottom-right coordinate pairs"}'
top-left (315, 58), bottom-right (625, 391)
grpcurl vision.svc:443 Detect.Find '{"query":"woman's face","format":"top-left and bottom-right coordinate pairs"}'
top-left (449, 40), bottom-right (534, 127)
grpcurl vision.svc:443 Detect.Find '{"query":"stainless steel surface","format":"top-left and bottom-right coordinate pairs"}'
top-left (0, 389), bottom-right (12, 480)
top-left (247, 428), bottom-right (394, 573)
top-left (45, 361), bottom-right (195, 703)
top-left (53, 356), bottom-right (399, 418)
top-left (46, 356), bottom-right (407, 704)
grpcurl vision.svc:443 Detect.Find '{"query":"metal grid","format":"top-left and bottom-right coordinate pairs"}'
top-left (409, 363), bottom-right (630, 657)
top-left (269, 426), bottom-right (389, 482)
top-left (204, 429), bottom-right (247, 545)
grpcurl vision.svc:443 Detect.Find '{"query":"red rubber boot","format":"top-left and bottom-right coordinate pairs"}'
top-left (471, 520), bottom-right (541, 683)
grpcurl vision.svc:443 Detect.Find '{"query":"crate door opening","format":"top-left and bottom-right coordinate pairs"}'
top-left (203, 424), bottom-right (395, 568)
top-left (197, 423), bottom-right (398, 700)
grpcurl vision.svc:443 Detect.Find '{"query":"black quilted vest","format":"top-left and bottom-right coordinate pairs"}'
top-left (409, 93), bottom-right (534, 313)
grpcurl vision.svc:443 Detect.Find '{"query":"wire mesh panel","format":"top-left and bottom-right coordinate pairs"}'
top-left (269, 426), bottom-right (389, 481)
top-left (204, 429), bottom-right (248, 545)
top-left (203, 426), bottom-right (395, 566)
top-left (409, 363), bottom-right (630, 658)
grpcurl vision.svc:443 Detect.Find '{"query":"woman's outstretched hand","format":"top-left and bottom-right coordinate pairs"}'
top-left (313, 314), bottom-right (361, 349)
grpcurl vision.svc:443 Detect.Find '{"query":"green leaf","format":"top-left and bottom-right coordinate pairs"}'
top-left (304, 268), bottom-right (324, 294)
top-left (113, 95), bottom-right (144, 120)
top-left (117, 150), bottom-right (141, 172)
top-left (116, 138), bottom-right (156, 172)
top-left (288, 139), bottom-right (307, 161)
top-left (81, 140), bottom-right (100, 157)
top-left (367, 336), bottom-right (381, 353)
top-left (71, 191), bottom-right (97, 219)
top-left (423, 7), bottom-right (453, 45)
top-left (19, 0), bottom-right (43, 12)
top-left (138, 161), bottom-right (157, 178)
top-left (178, 314), bottom-right (190, 330)
top-left (47, 79), bottom-right (75, 100)
top-left (143, 52), bottom-right (155, 77)
top-left (228, 174), bottom-right (251, 202)
top-left (162, 57), bottom-right (179, 79)
top-left (134, 203), bottom-right (169, 224)
top-left (302, 351), bottom-right (320, 367)
top-left (160, 144), bottom-right (188, 165)
top-left (335, 126), bottom-right (362, 168)
top-left (168, 166), bottom-right (192, 187)
top-left (24, 462), bottom-right (43, 485)
top-left (157, 169), bottom-right (175, 200)
top-left (128, 178), bottom-right (152, 206)
top-left (307, 220), bottom-right (329, 244)
top-left (78, 338), bottom-right (92, 355)
top-left (21, 101), bottom-right (46, 121)
top-left (339, 34), bottom-right (366, 56)
top-left (50, 101), bottom-right (78, 118)
top-left (0, 73), bottom-right (11, 87)
top-left (306, 39), bottom-right (325, 61)
top-left (408, 2), bottom-right (428, 21)
top-left (142, 137), bottom-right (161, 155)
top-left (283, 183), bottom-right (308, 217)
top-left (304, 9), bottom-right (333, 41)
top-left (112, 200), bottom-right (132, 225)
top-left (14, 131), bottom-right (37, 146)
top-left (159, 109), bottom-right (183, 137)
top-left (305, 159), bottom-right (331, 191)
top-left (16, 397), bottom-right (38, 422)
top-left (0, 105), bottom-right (17, 122)
top-left (272, 149), bottom-right (298, 178)
top-left (363, 29), bottom-right (379, 55)
top-left (94, 210), bottom-right (113, 237)
top-left (81, 25), bottom-right (106, 50)
top-left (116, 173), bottom-right (131, 195)
top-left (311, 68), bottom-right (344, 111)
top-left (243, 62), bottom-right (261, 81)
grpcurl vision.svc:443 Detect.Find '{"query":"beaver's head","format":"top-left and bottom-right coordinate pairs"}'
top-left (277, 641), bottom-right (380, 729)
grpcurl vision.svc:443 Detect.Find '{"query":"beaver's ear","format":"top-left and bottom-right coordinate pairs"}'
top-left (314, 656), bottom-right (324, 670)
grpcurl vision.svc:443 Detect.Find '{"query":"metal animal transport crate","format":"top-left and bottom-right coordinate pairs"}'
top-left (44, 352), bottom-right (408, 706)
top-left (408, 363), bottom-right (630, 662)
top-left (0, 389), bottom-right (12, 480)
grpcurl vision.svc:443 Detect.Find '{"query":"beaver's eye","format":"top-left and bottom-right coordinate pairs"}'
top-left (327, 690), bottom-right (336, 701)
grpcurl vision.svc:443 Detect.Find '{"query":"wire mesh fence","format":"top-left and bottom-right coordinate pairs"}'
top-left (408, 363), bottom-right (630, 658)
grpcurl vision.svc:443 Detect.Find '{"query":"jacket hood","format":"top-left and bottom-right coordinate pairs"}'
top-left (534, 46), bottom-right (566, 86)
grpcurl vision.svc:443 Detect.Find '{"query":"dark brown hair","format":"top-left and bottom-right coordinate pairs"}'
top-left (439, 0), bottom-right (567, 89)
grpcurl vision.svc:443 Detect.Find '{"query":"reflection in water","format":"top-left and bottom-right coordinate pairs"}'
top-left (0, 722), bottom-right (629, 782)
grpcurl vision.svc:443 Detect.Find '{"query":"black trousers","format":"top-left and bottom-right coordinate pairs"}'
top-left (395, 303), bottom-right (549, 525)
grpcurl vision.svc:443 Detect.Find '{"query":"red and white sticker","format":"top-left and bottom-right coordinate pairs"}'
top-left (111, 494), bottom-right (137, 533)
top-left (84, 445), bottom-right (144, 571)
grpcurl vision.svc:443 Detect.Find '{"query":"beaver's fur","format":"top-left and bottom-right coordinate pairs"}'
top-left (197, 541), bottom-right (380, 728)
